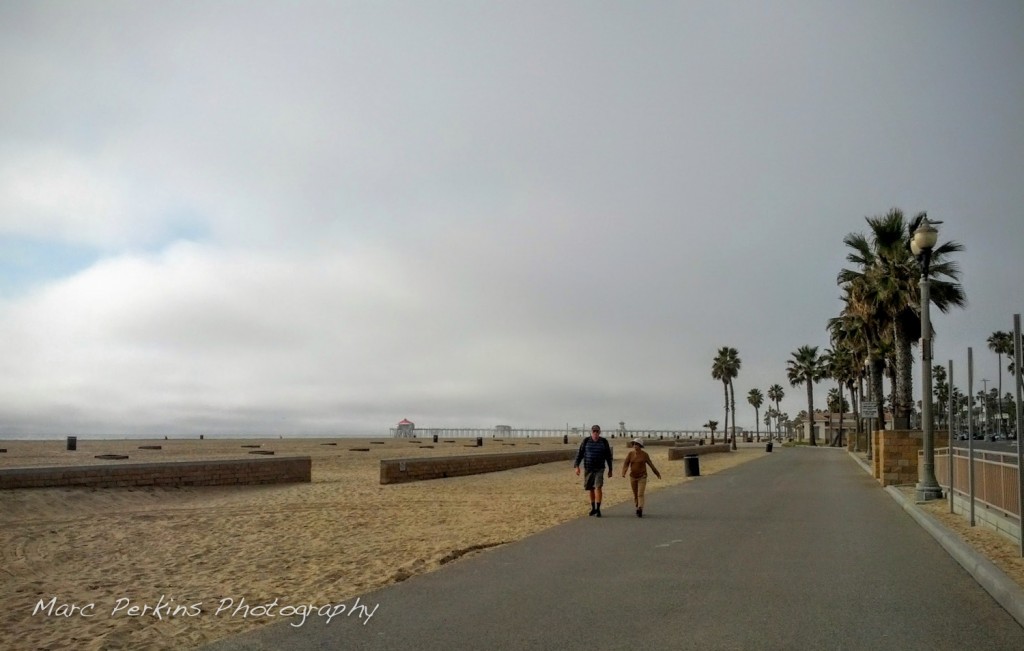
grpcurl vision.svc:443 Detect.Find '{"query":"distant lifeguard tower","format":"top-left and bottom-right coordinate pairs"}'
top-left (396, 418), bottom-right (415, 437)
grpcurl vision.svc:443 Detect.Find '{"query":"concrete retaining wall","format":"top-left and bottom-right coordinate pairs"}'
top-left (667, 444), bottom-right (731, 460)
top-left (0, 457), bottom-right (312, 489)
top-left (381, 449), bottom-right (577, 484)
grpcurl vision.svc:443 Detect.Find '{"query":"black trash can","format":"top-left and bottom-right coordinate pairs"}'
top-left (476, 437), bottom-right (483, 447)
top-left (433, 434), bottom-right (438, 443)
top-left (766, 441), bottom-right (773, 453)
top-left (563, 434), bottom-right (568, 444)
top-left (66, 436), bottom-right (77, 451)
top-left (683, 455), bottom-right (700, 477)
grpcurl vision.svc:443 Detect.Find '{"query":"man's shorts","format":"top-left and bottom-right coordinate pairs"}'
top-left (583, 469), bottom-right (605, 491)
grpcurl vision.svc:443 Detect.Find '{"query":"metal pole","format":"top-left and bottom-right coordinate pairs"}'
top-left (968, 347), bottom-right (976, 526)
top-left (1013, 315), bottom-right (1023, 557)
top-left (949, 359), bottom-right (955, 514)
top-left (916, 275), bottom-right (941, 500)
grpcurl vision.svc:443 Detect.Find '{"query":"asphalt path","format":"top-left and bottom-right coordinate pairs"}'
top-left (203, 447), bottom-right (1024, 651)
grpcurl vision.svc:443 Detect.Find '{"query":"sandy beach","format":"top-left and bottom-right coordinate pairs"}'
top-left (0, 436), bottom-right (760, 650)
top-left (2, 438), bottom-right (1022, 650)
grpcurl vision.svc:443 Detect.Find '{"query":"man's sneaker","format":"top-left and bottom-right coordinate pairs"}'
top-left (588, 506), bottom-right (597, 516)
top-left (637, 508), bottom-right (643, 518)
top-left (595, 509), bottom-right (602, 518)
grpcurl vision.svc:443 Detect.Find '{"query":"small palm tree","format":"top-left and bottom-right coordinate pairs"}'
top-left (748, 388), bottom-right (764, 442)
top-left (787, 346), bottom-right (827, 445)
top-left (703, 420), bottom-right (719, 443)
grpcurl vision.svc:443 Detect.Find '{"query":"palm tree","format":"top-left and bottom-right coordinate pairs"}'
top-left (823, 344), bottom-right (858, 447)
top-left (932, 364), bottom-right (948, 429)
top-left (748, 388), bottom-right (764, 442)
top-left (827, 302), bottom-right (871, 444)
top-left (767, 384), bottom-right (785, 441)
top-left (787, 345), bottom-right (827, 445)
top-left (837, 209), bottom-right (966, 429)
top-left (711, 349), bottom-right (731, 445)
top-left (725, 348), bottom-right (742, 449)
top-left (988, 331), bottom-right (1013, 436)
top-left (703, 420), bottom-right (719, 443)
top-left (1009, 333), bottom-right (1023, 376)
top-left (826, 387), bottom-right (850, 446)
top-left (712, 347), bottom-right (741, 447)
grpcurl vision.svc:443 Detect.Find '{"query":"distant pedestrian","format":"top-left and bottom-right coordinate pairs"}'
top-left (574, 425), bottom-right (613, 517)
top-left (621, 438), bottom-right (661, 517)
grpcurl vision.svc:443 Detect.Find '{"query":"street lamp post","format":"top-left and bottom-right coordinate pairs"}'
top-left (912, 217), bottom-right (943, 501)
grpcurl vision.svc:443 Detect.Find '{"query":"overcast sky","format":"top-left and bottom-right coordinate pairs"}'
top-left (1, 1), bottom-right (1022, 439)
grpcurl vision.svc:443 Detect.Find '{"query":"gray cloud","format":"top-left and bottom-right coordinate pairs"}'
top-left (1, 2), bottom-right (1022, 437)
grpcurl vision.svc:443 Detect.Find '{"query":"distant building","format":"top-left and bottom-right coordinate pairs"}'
top-left (803, 411), bottom-right (892, 443)
top-left (397, 418), bottom-right (415, 437)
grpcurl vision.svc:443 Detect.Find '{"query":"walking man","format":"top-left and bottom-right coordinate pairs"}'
top-left (574, 425), bottom-right (613, 517)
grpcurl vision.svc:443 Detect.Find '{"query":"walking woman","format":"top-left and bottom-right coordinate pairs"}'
top-left (621, 439), bottom-right (661, 517)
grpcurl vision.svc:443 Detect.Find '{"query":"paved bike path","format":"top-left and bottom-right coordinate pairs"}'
top-left (204, 447), bottom-right (1024, 650)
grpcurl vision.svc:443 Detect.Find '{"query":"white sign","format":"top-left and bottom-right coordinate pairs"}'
top-left (860, 401), bottom-right (879, 418)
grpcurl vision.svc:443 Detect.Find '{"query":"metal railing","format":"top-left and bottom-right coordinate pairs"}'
top-left (934, 447), bottom-right (1021, 522)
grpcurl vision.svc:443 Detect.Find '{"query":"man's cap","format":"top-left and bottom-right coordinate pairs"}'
top-left (591, 426), bottom-right (601, 432)
top-left (631, 438), bottom-right (644, 447)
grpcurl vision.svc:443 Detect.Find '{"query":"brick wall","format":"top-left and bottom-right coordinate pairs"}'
top-left (0, 457), bottom-right (312, 489)
top-left (380, 449), bottom-right (577, 484)
top-left (666, 444), bottom-right (731, 460)
top-left (874, 430), bottom-right (922, 486)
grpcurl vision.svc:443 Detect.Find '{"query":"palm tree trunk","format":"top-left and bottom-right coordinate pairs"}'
top-left (729, 381), bottom-right (737, 449)
top-left (888, 364), bottom-right (898, 429)
top-left (806, 380), bottom-right (816, 446)
top-left (720, 381), bottom-right (729, 445)
top-left (855, 378), bottom-right (862, 449)
top-left (837, 384), bottom-right (845, 447)
top-left (775, 399), bottom-right (782, 440)
top-left (895, 325), bottom-right (913, 428)
top-left (871, 361), bottom-right (886, 432)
